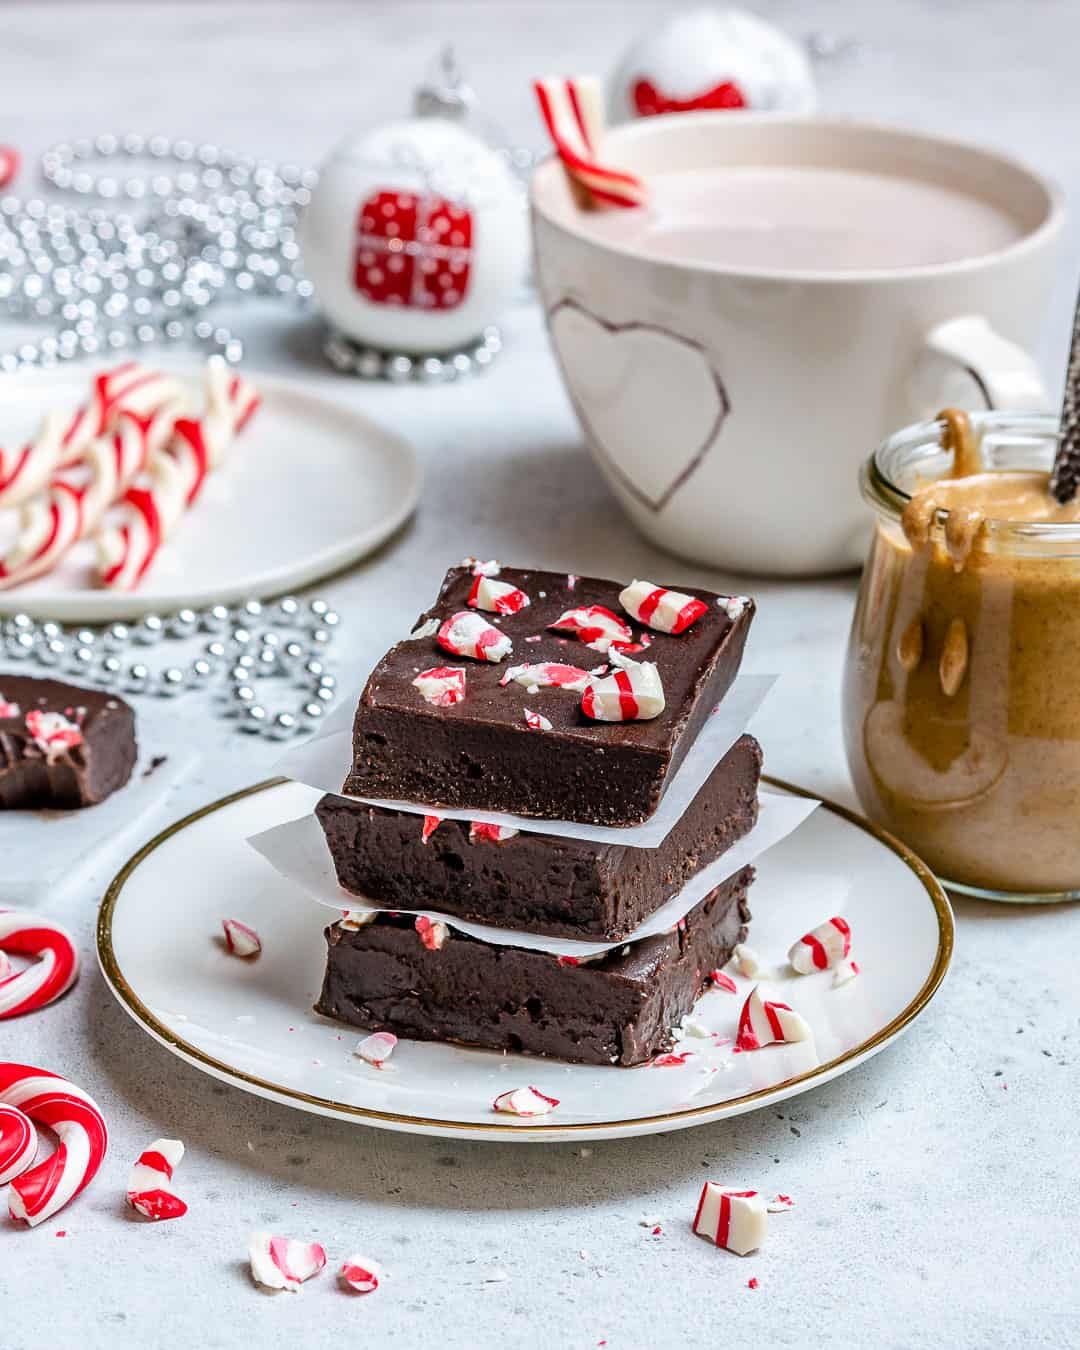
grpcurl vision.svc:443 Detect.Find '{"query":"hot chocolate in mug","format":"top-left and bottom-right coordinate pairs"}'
top-left (531, 115), bottom-right (1064, 575)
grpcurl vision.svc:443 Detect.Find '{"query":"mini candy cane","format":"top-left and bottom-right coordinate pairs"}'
top-left (0, 1105), bottom-right (37, 1186)
top-left (619, 580), bottom-right (708, 635)
top-left (581, 651), bottom-right (665, 722)
top-left (0, 364), bottom-right (184, 509)
top-left (412, 666), bottom-right (467, 707)
top-left (788, 917), bottom-right (851, 973)
top-left (96, 359), bottom-right (260, 590)
top-left (692, 1184), bottom-right (768, 1255)
top-left (0, 403), bottom-right (179, 590)
top-left (499, 661), bottom-right (591, 691)
top-left (533, 76), bottom-right (647, 209)
top-left (420, 814), bottom-right (442, 842)
top-left (469, 822), bottom-right (519, 844)
top-left (735, 985), bottom-right (813, 1052)
top-left (467, 575), bottom-right (531, 615)
top-left (0, 909), bottom-right (80, 1020)
top-left (0, 1063), bottom-right (108, 1227)
top-left (549, 605), bottom-right (632, 652)
top-left (415, 917), bottom-right (450, 950)
top-left (492, 1086), bottom-right (560, 1117)
top-left (340, 1256), bottom-right (382, 1294)
top-left (437, 611), bottom-right (513, 663)
top-left (248, 1232), bottom-right (327, 1292)
top-left (127, 1138), bottom-right (187, 1220)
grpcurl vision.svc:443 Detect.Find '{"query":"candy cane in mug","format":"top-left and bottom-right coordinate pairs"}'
top-left (533, 76), bottom-right (647, 209)
top-left (96, 359), bottom-right (260, 590)
top-left (0, 909), bottom-right (80, 1020)
top-left (0, 1063), bottom-right (108, 1226)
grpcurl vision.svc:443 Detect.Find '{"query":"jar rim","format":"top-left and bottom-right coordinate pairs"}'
top-left (861, 410), bottom-right (1080, 547)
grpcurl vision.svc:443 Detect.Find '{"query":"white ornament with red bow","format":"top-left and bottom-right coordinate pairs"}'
top-left (609, 7), bottom-right (816, 124)
top-left (300, 117), bottom-right (528, 354)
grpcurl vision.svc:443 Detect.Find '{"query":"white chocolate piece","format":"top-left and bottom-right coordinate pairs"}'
top-left (730, 943), bottom-right (762, 977)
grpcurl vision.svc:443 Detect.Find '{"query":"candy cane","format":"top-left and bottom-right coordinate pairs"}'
top-left (127, 1138), bottom-right (187, 1220)
top-left (533, 76), bottom-right (647, 209)
top-left (734, 985), bottom-right (813, 1052)
top-left (0, 364), bottom-right (183, 509)
top-left (96, 359), bottom-right (260, 590)
top-left (788, 916), bottom-right (852, 974)
top-left (0, 909), bottom-right (80, 1020)
top-left (0, 1063), bottom-right (108, 1227)
top-left (692, 1184), bottom-right (768, 1255)
top-left (249, 1232), bottom-right (327, 1292)
top-left (0, 402), bottom-right (180, 589)
top-left (0, 1104), bottom-right (37, 1186)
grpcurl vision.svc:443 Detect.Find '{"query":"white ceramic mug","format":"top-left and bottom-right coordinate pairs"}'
top-left (531, 116), bottom-right (1065, 575)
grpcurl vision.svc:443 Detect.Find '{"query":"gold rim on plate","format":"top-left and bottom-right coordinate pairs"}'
top-left (96, 775), bottom-right (954, 1137)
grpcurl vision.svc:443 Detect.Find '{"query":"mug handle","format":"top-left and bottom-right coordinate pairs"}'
top-left (910, 314), bottom-right (1049, 413)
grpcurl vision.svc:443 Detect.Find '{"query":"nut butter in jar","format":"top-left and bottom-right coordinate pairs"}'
top-left (844, 409), bottom-right (1080, 899)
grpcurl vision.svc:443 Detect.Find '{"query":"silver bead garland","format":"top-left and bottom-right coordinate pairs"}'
top-left (0, 595), bottom-right (340, 738)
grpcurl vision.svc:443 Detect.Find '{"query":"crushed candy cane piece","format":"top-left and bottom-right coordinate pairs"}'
top-left (356, 1032), bottom-right (397, 1067)
top-left (438, 611), bottom-right (512, 663)
top-left (469, 822), bottom-right (519, 844)
top-left (735, 985), bottom-right (813, 1051)
top-left (500, 661), bottom-right (591, 691)
top-left (524, 708), bottom-right (553, 731)
top-left (340, 1255), bottom-right (382, 1293)
top-left (609, 633), bottom-right (652, 656)
top-left (127, 1138), bottom-right (187, 1221)
top-left (411, 666), bottom-right (467, 707)
top-left (468, 575), bottom-right (531, 615)
top-left (731, 943), bottom-right (761, 977)
top-left (0, 695), bottom-right (21, 719)
top-left (492, 1086), bottom-right (559, 1117)
top-left (789, 916), bottom-right (852, 973)
top-left (581, 651), bottom-right (664, 722)
top-left (767, 1194), bottom-right (795, 1213)
top-left (0, 1103), bottom-right (37, 1186)
top-left (549, 604), bottom-right (631, 652)
top-left (339, 910), bottom-right (377, 931)
top-left (24, 710), bottom-right (83, 761)
top-left (248, 1232), bottom-right (327, 1292)
top-left (460, 556), bottom-right (501, 577)
top-left (409, 616), bottom-right (440, 640)
top-left (619, 579), bottom-right (708, 634)
top-left (832, 958), bottom-right (860, 987)
top-left (693, 1184), bottom-right (767, 1255)
top-left (709, 970), bottom-right (738, 994)
top-left (652, 1051), bottom-right (695, 1067)
top-left (222, 918), bottom-right (261, 958)
top-left (680, 1018), bottom-right (713, 1038)
top-left (718, 596), bottom-right (749, 621)
top-left (415, 916), bottom-right (449, 951)
top-left (421, 814), bottom-right (443, 843)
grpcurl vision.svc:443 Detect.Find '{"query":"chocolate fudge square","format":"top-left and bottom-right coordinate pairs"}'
top-left (315, 864), bottom-right (753, 1066)
top-left (319, 733), bottom-right (761, 941)
top-left (0, 675), bottom-right (136, 809)
top-left (344, 564), bottom-right (754, 825)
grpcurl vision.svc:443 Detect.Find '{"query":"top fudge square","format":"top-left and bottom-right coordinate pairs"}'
top-left (343, 563), bottom-right (754, 826)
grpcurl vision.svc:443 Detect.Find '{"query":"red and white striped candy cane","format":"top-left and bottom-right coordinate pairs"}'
top-left (0, 364), bottom-right (183, 509)
top-left (0, 1063), bottom-right (108, 1227)
top-left (734, 985), bottom-right (813, 1051)
top-left (0, 1104), bottom-right (37, 1186)
top-left (533, 75), bottom-right (647, 209)
top-left (0, 402), bottom-right (178, 589)
top-left (127, 1138), bottom-right (187, 1220)
top-left (0, 909), bottom-right (80, 1020)
top-left (788, 916), bottom-right (851, 974)
top-left (96, 359), bottom-right (260, 590)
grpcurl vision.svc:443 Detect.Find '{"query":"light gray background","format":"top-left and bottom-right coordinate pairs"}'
top-left (2, 4), bottom-right (1078, 1348)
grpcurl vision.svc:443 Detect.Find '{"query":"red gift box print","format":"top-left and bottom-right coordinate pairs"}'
top-left (353, 190), bottom-right (473, 311)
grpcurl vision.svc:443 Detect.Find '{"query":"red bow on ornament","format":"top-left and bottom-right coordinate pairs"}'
top-left (632, 78), bottom-right (748, 117)
top-left (0, 146), bottom-right (19, 189)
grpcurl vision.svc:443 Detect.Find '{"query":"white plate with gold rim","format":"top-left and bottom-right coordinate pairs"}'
top-left (0, 363), bottom-right (421, 622)
top-left (97, 776), bottom-right (952, 1142)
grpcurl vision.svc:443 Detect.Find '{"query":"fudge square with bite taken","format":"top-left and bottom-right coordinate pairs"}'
top-left (343, 563), bottom-right (754, 825)
top-left (318, 733), bottom-right (762, 941)
top-left (315, 864), bottom-right (754, 1066)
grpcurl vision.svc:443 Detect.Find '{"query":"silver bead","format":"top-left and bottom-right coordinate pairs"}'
top-left (386, 354), bottom-right (413, 383)
top-left (232, 683), bottom-right (256, 706)
top-left (258, 630), bottom-right (281, 649)
top-left (280, 639), bottom-right (306, 669)
top-left (229, 661), bottom-right (254, 683)
top-left (356, 350), bottom-right (382, 379)
top-left (136, 614), bottom-right (165, 643)
top-left (69, 645), bottom-right (96, 675)
top-left (299, 700), bottom-right (324, 727)
top-left (320, 610), bottom-right (340, 630)
top-left (276, 595), bottom-right (300, 622)
top-left (125, 662), bottom-right (151, 693)
top-left (301, 658), bottom-right (325, 681)
top-left (169, 607), bottom-right (198, 638)
top-left (158, 667), bottom-right (186, 697)
top-left (240, 703), bottom-right (268, 731)
top-left (98, 655), bottom-right (123, 685)
top-left (7, 613), bottom-right (34, 637)
top-left (314, 685), bottom-right (335, 704)
top-left (74, 627), bottom-right (96, 648)
top-left (230, 626), bottom-right (253, 648)
top-left (419, 355), bottom-right (445, 383)
top-left (203, 604), bottom-right (230, 633)
top-left (310, 627), bottom-right (331, 647)
top-left (40, 621), bottom-right (63, 643)
top-left (236, 599), bottom-right (263, 623)
top-left (190, 657), bottom-right (213, 684)
top-left (256, 646), bottom-right (278, 672)
top-left (7, 631), bottom-right (35, 660)
top-left (269, 711), bottom-right (297, 739)
top-left (317, 673), bottom-right (336, 691)
top-left (103, 622), bottom-right (131, 651)
top-left (204, 639), bottom-right (228, 665)
top-left (39, 637), bottom-right (67, 666)
top-left (308, 599), bottom-right (329, 620)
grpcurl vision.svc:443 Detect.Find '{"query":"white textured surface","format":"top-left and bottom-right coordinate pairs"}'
top-left (2, 3), bottom-right (1079, 1347)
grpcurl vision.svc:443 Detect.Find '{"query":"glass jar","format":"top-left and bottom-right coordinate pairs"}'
top-left (843, 410), bottom-right (1080, 900)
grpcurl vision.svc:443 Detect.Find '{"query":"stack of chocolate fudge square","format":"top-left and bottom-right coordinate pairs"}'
top-left (314, 562), bottom-right (762, 1067)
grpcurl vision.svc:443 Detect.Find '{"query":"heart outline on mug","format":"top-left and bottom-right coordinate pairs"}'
top-left (547, 297), bottom-right (731, 513)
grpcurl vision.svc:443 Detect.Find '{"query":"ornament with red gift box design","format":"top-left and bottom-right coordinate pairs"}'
top-left (300, 117), bottom-right (528, 357)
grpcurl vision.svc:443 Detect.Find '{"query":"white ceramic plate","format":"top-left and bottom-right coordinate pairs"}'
top-left (97, 777), bottom-right (952, 1141)
top-left (97, 783), bottom-right (950, 1139)
top-left (0, 363), bottom-right (421, 621)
